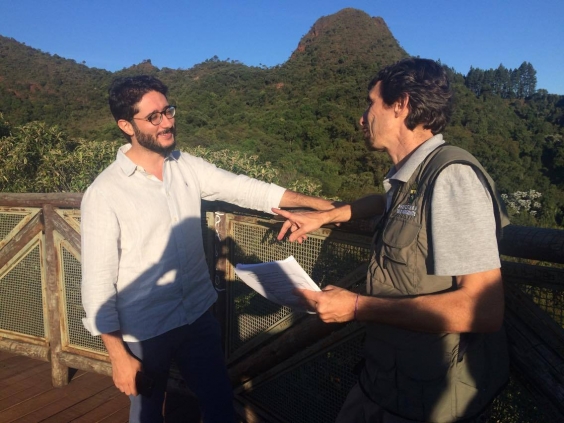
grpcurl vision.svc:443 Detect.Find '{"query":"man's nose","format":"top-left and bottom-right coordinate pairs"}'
top-left (359, 110), bottom-right (367, 126)
top-left (160, 115), bottom-right (174, 128)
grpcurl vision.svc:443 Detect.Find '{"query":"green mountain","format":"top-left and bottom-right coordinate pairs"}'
top-left (1, 8), bottom-right (563, 225)
top-left (0, 37), bottom-right (112, 135)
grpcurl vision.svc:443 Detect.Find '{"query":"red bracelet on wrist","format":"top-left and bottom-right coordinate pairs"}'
top-left (353, 293), bottom-right (360, 320)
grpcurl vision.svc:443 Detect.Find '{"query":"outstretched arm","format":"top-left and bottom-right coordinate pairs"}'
top-left (273, 193), bottom-right (386, 242)
top-left (278, 189), bottom-right (339, 210)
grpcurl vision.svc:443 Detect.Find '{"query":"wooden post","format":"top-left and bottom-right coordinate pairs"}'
top-left (43, 204), bottom-right (70, 387)
top-left (212, 210), bottom-right (231, 355)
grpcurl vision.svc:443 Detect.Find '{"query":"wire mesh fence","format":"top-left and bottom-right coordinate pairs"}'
top-left (0, 203), bottom-right (563, 422)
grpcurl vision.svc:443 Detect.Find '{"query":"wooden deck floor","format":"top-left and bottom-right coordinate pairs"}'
top-left (0, 351), bottom-right (201, 423)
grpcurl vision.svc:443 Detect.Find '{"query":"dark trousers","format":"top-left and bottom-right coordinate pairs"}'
top-left (126, 310), bottom-right (235, 423)
top-left (336, 383), bottom-right (492, 423)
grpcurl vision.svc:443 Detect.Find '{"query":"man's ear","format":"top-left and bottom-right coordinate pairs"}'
top-left (394, 94), bottom-right (410, 117)
top-left (117, 119), bottom-right (135, 137)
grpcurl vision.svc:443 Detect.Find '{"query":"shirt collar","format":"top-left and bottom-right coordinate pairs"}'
top-left (116, 144), bottom-right (180, 177)
top-left (116, 144), bottom-right (136, 176)
top-left (386, 134), bottom-right (445, 183)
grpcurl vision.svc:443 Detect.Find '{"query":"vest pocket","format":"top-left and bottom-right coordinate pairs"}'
top-left (382, 216), bottom-right (421, 248)
top-left (381, 217), bottom-right (420, 266)
top-left (395, 346), bottom-right (453, 421)
top-left (453, 335), bottom-right (488, 419)
top-left (378, 217), bottom-right (421, 293)
top-left (362, 332), bottom-right (456, 422)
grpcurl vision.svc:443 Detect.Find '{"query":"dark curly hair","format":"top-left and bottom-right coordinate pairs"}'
top-left (369, 58), bottom-right (453, 134)
top-left (108, 75), bottom-right (168, 123)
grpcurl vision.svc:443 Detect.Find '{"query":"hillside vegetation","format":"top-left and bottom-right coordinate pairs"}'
top-left (1, 8), bottom-right (563, 227)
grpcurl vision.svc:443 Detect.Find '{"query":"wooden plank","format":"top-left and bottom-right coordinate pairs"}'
top-left (0, 352), bottom-right (244, 422)
top-left (0, 369), bottom-right (55, 414)
top-left (38, 386), bottom-right (124, 423)
top-left (0, 352), bottom-right (131, 423)
top-left (505, 281), bottom-right (564, 364)
top-left (0, 339), bottom-right (49, 361)
top-left (0, 371), bottom-right (90, 421)
top-left (502, 260), bottom-right (564, 289)
top-left (0, 211), bottom-right (42, 269)
top-left (97, 406), bottom-right (130, 423)
top-left (0, 350), bottom-right (14, 360)
top-left (58, 351), bottom-right (112, 377)
top-left (500, 224), bottom-right (564, 264)
top-left (43, 204), bottom-right (69, 387)
top-left (0, 355), bottom-right (47, 385)
top-left (7, 372), bottom-right (114, 422)
top-left (504, 281), bottom-right (564, 419)
top-left (51, 208), bottom-right (81, 253)
top-left (71, 393), bottom-right (130, 423)
top-left (214, 211), bottom-right (230, 353)
top-left (0, 367), bottom-right (52, 400)
top-left (0, 193), bottom-right (82, 208)
top-left (0, 354), bottom-right (33, 368)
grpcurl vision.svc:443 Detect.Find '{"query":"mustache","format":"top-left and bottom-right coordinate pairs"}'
top-left (158, 126), bottom-right (175, 136)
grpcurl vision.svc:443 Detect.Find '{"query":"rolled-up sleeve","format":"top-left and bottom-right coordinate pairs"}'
top-left (80, 186), bottom-right (121, 336)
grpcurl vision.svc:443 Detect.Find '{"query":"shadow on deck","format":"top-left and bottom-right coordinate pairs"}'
top-left (0, 351), bottom-right (201, 423)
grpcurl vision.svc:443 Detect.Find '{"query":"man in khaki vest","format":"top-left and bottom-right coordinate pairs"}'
top-left (273, 58), bottom-right (509, 423)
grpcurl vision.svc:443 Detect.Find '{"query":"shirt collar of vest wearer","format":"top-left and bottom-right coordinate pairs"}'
top-left (387, 134), bottom-right (445, 184)
top-left (116, 144), bottom-right (180, 177)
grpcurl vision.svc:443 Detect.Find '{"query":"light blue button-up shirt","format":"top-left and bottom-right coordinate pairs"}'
top-left (81, 144), bottom-right (286, 342)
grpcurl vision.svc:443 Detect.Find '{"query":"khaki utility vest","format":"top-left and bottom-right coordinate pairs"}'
top-left (360, 145), bottom-right (510, 422)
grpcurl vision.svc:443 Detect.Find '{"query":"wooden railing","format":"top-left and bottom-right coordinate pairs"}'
top-left (0, 193), bottom-right (563, 423)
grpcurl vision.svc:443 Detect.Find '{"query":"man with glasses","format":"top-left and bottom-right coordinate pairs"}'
top-left (80, 75), bottom-right (335, 423)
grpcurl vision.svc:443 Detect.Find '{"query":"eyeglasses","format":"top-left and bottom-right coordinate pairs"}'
top-left (133, 106), bottom-right (176, 126)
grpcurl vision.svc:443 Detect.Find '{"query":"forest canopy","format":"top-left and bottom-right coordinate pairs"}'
top-left (0, 9), bottom-right (563, 228)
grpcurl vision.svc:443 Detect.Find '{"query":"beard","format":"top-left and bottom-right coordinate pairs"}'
top-left (132, 123), bottom-right (177, 157)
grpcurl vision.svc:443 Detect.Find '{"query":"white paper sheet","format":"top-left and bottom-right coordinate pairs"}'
top-left (234, 256), bottom-right (320, 313)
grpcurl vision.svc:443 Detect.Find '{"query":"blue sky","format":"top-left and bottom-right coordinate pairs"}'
top-left (1, 0), bottom-right (563, 94)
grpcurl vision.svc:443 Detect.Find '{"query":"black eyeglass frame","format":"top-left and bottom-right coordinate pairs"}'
top-left (132, 105), bottom-right (176, 126)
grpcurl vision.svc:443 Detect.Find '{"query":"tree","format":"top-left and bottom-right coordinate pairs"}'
top-left (0, 120), bottom-right (118, 192)
top-left (464, 62), bottom-right (538, 99)
top-left (518, 62), bottom-right (537, 98)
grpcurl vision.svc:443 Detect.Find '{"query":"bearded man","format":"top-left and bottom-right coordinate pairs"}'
top-left (80, 75), bottom-right (335, 423)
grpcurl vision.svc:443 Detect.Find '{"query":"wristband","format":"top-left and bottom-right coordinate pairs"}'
top-left (353, 293), bottom-right (360, 321)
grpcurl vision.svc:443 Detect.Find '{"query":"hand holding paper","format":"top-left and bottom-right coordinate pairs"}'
top-left (234, 256), bottom-right (320, 313)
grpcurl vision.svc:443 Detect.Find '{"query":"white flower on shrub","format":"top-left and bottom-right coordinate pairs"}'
top-left (501, 190), bottom-right (542, 216)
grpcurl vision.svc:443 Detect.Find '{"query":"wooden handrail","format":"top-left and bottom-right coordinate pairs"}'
top-left (0, 193), bottom-right (83, 208)
top-left (0, 194), bottom-right (563, 421)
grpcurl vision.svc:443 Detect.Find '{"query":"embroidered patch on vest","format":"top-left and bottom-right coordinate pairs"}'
top-left (408, 183), bottom-right (418, 203)
top-left (396, 204), bottom-right (417, 217)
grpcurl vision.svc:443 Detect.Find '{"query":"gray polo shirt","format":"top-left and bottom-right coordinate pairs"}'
top-left (384, 134), bottom-right (500, 276)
